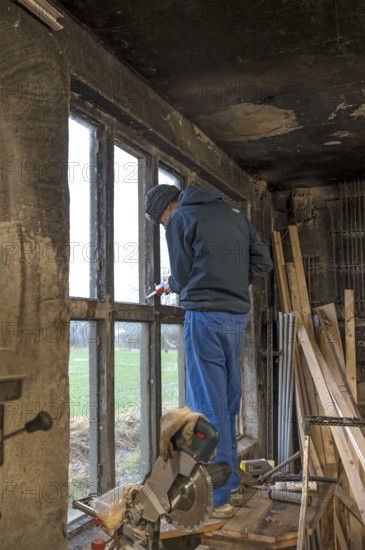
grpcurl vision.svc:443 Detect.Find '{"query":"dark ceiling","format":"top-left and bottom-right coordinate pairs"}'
top-left (57, 0), bottom-right (365, 190)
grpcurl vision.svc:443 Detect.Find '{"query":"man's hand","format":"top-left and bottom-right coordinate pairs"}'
top-left (159, 406), bottom-right (203, 461)
top-left (163, 280), bottom-right (171, 294)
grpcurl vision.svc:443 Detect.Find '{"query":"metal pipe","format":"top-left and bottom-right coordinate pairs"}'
top-left (278, 312), bottom-right (284, 466)
top-left (278, 313), bottom-right (288, 462)
top-left (72, 499), bottom-right (98, 518)
top-left (284, 313), bottom-right (292, 464)
top-left (286, 314), bottom-right (296, 463)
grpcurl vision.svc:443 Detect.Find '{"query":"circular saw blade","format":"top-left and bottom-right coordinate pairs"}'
top-left (167, 464), bottom-right (214, 531)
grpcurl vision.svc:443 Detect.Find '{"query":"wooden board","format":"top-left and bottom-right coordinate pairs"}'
top-left (288, 225), bottom-right (313, 338)
top-left (271, 231), bottom-right (292, 313)
top-left (316, 306), bottom-right (360, 417)
top-left (296, 320), bottom-right (365, 525)
top-left (344, 289), bottom-right (357, 401)
top-left (286, 263), bottom-right (329, 475)
top-left (221, 492), bottom-right (273, 539)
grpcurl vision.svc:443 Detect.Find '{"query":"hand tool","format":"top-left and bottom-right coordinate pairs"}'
top-left (145, 281), bottom-right (166, 298)
top-left (73, 417), bottom-right (231, 549)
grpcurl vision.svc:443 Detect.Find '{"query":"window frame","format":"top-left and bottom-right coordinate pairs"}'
top-left (68, 96), bottom-right (185, 529)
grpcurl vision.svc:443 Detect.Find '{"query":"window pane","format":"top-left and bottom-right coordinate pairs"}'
top-left (161, 324), bottom-right (185, 414)
top-left (68, 117), bottom-right (97, 299)
top-left (114, 146), bottom-right (140, 303)
top-left (158, 167), bottom-right (181, 307)
top-left (114, 322), bottom-right (149, 486)
top-left (68, 321), bottom-right (98, 522)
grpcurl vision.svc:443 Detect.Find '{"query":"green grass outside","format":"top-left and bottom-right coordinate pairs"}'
top-left (69, 348), bottom-right (180, 417)
top-left (68, 348), bottom-right (180, 501)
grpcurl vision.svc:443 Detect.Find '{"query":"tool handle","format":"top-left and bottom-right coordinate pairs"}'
top-left (172, 417), bottom-right (219, 463)
top-left (25, 411), bottom-right (53, 433)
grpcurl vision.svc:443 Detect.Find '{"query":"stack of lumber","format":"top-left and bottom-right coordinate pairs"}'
top-left (271, 225), bottom-right (365, 547)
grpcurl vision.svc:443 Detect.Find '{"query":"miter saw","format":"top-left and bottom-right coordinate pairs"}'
top-left (73, 417), bottom-right (230, 549)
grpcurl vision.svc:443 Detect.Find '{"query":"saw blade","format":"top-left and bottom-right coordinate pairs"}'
top-left (167, 463), bottom-right (214, 531)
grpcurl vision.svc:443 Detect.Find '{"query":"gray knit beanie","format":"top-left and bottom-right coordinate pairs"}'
top-left (145, 184), bottom-right (181, 224)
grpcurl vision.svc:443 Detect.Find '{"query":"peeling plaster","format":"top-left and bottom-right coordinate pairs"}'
top-left (331, 131), bottom-right (350, 138)
top-left (328, 101), bottom-right (353, 120)
top-left (350, 104), bottom-right (365, 118)
top-left (194, 103), bottom-right (301, 142)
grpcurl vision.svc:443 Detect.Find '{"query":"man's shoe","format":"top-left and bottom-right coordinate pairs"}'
top-left (210, 503), bottom-right (235, 519)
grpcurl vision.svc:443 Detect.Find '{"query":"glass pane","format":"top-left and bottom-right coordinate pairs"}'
top-left (68, 321), bottom-right (98, 521)
top-left (114, 322), bottom-right (148, 486)
top-left (114, 146), bottom-right (140, 303)
top-left (158, 167), bottom-right (181, 307)
top-left (161, 324), bottom-right (185, 414)
top-left (68, 117), bottom-right (97, 299)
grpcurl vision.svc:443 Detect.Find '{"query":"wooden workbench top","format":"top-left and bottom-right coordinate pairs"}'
top-left (200, 484), bottom-right (335, 549)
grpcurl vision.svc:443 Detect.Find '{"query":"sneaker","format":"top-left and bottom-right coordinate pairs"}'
top-left (210, 503), bottom-right (235, 519)
top-left (229, 485), bottom-right (250, 506)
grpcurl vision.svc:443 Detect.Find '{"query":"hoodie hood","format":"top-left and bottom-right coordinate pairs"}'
top-left (180, 185), bottom-right (222, 206)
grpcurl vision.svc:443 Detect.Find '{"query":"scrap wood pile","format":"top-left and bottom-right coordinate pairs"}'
top-left (271, 225), bottom-right (365, 545)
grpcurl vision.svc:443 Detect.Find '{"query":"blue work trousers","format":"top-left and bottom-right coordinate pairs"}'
top-left (184, 310), bottom-right (248, 507)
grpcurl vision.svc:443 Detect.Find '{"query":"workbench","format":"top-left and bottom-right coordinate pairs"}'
top-left (199, 484), bottom-right (335, 549)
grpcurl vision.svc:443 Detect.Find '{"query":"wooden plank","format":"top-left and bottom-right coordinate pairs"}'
top-left (316, 306), bottom-right (360, 417)
top-left (160, 521), bottom-right (225, 540)
top-left (307, 484), bottom-right (335, 535)
top-left (316, 304), bottom-right (345, 371)
top-left (344, 289), bottom-right (357, 402)
top-left (310, 339), bottom-right (365, 469)
top-left (286, 264), bottom-right (329, 475)
top-left (286, 262), bottom-right (301, 312)
top-left (271, 231), bottom-right (292, 313)
top-left (221, 491), bottom-right (272, 538)
top-left (288, 225), bottom-right (313, 337)
top-left (334, 510), bottom-right (350, 550)
top-left (335, 484), bottom-right (365, 528)
top-left (296, 319), bottom-right (365, 525)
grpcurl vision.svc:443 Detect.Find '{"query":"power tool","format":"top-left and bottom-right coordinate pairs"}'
top-left (73, 417), bottom-right (230, 549)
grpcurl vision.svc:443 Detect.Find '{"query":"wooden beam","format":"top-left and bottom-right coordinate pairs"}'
top-left (286, 263), bottom-right (329, 475)
top-left (288, 225), bottom-right (313, 337)
top-left (316, 306), bottom-right (360, 417)
top-left (334, 510), bottom-right (350, 550)
top-left (271, 231), bottom-right (292, 313)
top-left (296, 319), bottom-right (365, 525)
top-left (344, 290), bottom-right (357, 402)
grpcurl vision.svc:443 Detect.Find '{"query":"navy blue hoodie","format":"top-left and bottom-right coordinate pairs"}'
top-left (166, 186), bottom-right (273, 313)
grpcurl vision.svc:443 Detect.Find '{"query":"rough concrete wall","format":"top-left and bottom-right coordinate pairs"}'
top-left (0, 4), bottom-right (69, 548)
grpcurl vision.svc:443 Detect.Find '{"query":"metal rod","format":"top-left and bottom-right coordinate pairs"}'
top-left (281, 313), bottom-right (289, 465)
top-left (267, 307), bottom-right (274, 460)
top-left (287, 314), bottom-right (296, 462)
top-left (72, 499), bottom-right (98, 518)
top-left (278, 313), bottom-right (284, 466)
top-left (259, 450), bottom-right (302, 483)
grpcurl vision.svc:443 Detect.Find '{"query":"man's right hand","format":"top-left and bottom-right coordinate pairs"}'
top-left (163, 280), bottom-right (171, 294)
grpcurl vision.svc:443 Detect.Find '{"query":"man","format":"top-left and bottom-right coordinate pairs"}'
top-left (145, 184), bottom-right (273, 518)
